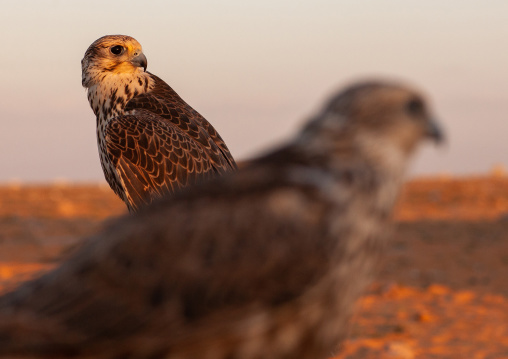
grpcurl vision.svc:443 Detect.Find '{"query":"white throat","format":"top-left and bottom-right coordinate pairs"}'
top-left (86, 70), bottom-right (153, 122)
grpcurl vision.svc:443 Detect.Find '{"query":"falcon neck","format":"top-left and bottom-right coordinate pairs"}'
top-left (294, 124), bottom-right (410, 185)
top-left (86, 71), bottom-right (154, 123)
top-left (280, 130), bottom-right (409, 217)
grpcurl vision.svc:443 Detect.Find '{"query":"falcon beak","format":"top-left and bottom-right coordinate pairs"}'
top-left (131, 53), bottom-right (148, 72)
top-left (425, 118), bottom-right (445, 145)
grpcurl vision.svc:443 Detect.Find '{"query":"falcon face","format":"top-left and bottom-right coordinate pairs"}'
top-left (81, 35), bottom-right (147, 87)
top-left (81, 35), bottom-right (237, 212)
top-left (301, 82), bottom-right (442, 175)
top-left (325, 82), bottom-right (441, 149)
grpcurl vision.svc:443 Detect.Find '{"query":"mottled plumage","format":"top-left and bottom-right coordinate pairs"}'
top-left (0, 81), bottom-right (443, 358)
top-left (82, 35), bottom-right (237, 212)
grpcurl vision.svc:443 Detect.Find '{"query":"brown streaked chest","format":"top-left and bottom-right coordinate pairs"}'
top-left (86, 72), bottom-right (154, 196)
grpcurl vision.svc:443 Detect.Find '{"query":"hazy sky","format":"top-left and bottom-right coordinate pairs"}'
top-left (1, 0), bottom-right (507, 182)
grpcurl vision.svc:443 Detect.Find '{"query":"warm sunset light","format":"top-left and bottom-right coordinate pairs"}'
top-left (0, 1), bottom-right (507, 181)
top-left (0, 1), bottom-right (507, 358)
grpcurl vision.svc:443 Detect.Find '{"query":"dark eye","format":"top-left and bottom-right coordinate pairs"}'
top-left (110, 45), bottom-right (125, 55)
top-left (406, 97), bottom-right (425, 117)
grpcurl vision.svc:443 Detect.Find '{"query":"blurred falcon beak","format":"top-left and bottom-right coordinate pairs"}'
top-left (426, 118), bottom-right (445, 145)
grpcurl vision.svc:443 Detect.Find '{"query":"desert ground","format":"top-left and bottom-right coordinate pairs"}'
top-left (1, 174), bottom-right (508, 358)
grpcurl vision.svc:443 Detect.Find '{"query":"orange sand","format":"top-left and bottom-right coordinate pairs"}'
top-left (1, 175), bottom-right (508, 358)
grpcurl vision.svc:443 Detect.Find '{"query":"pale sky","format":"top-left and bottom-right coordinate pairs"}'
top-left (0, 0), bottom-right (507, 182)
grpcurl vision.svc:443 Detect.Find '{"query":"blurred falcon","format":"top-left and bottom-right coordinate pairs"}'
top-left (0, 81), bottom-right (443, 358)
top-left (82, 35), bottom-right (237, 212)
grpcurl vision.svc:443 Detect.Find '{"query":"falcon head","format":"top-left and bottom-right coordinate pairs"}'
top-left (81, 35), bottom-right (148, 88)
top-left (303, 81), bottom-right (443, 160)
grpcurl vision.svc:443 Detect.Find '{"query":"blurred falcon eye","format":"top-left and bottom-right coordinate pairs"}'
top-left (406, 97), bottom-right (425, 117)
top-left (110, 45), bottom-right (125, 55)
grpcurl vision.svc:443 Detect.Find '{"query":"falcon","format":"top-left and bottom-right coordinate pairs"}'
top-left (82, 35), bottom-right (237, 212)
top-left (0, 81), bottom-right (443, 358)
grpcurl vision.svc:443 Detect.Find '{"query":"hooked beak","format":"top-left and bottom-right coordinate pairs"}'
top-left (131, 53), bottom-right (148, 72)
top-left (426, 118), bottom-right (445, 145)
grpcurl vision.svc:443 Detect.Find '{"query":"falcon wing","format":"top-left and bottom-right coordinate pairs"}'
top-left (105, 110), bottom-right (220, 211)
top-left (125, 74), bottom-right (237, 171)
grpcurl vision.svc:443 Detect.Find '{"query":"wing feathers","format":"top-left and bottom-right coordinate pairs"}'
top-left (125, 74), bottom-right (237, 172)
top-left (101, 73), bottom-right (237, 211)
top-left (105, 111), bottom-right (224, 211)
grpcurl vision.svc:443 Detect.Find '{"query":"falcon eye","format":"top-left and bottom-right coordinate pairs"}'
top-left (110, 45), bottom-right (125, 55)
top-left (405, 97), bottom-right (425, 117)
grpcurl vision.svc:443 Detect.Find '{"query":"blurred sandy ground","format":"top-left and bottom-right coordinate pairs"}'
top-left (1, 175), bottom-right (508, 358)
